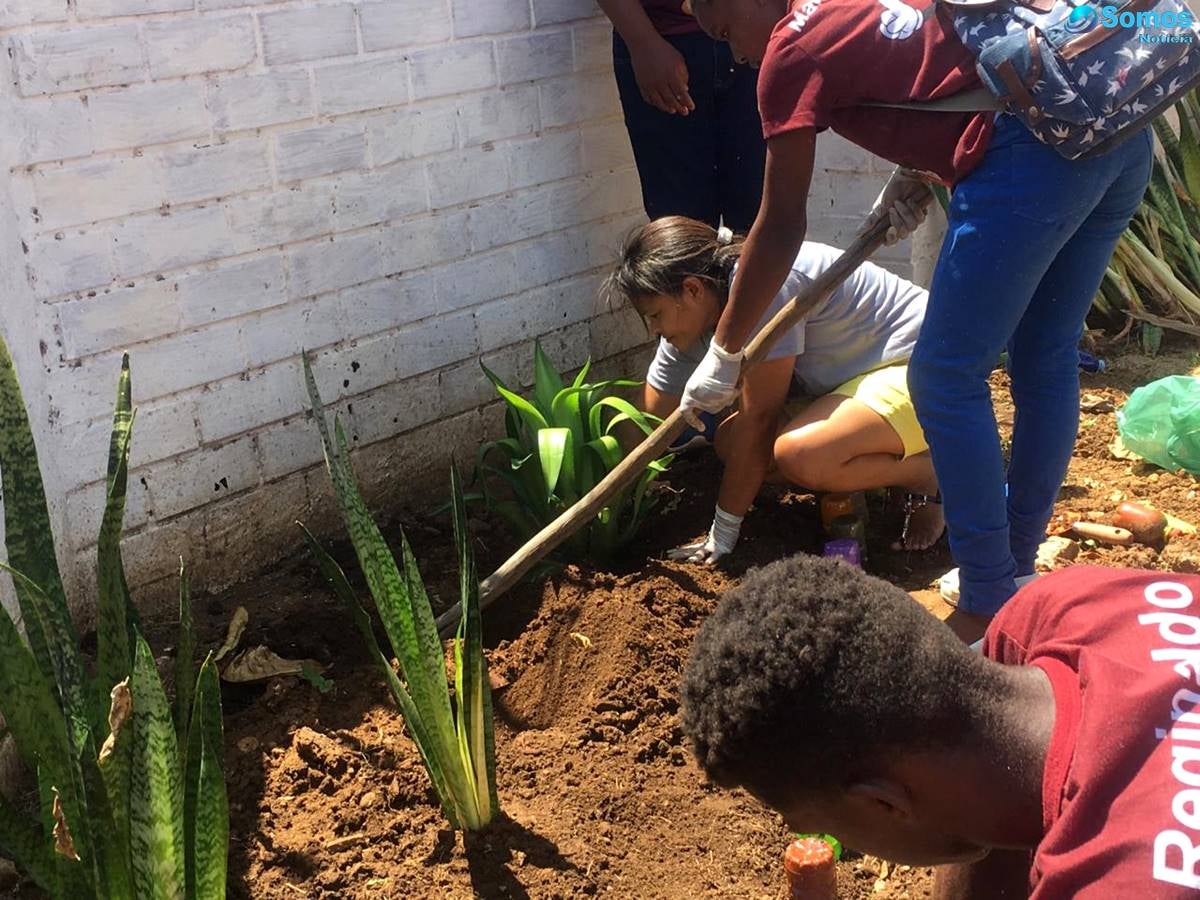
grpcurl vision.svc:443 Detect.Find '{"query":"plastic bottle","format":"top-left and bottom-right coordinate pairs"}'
top-left (820, 493), bottom-right (856, 531)
top-left (822, 538), bottom-right (862, 567)
top-left (784, 838), bottom-right (836, 899)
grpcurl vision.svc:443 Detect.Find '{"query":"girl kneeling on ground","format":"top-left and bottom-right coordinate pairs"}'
top-left (605, 215), bottom-right (941, 564)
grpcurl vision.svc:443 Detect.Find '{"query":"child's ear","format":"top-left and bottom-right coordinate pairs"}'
top-left (846, 778), bottom-right (914, 822)
top-left (682, 0), bottom-right (694, 14)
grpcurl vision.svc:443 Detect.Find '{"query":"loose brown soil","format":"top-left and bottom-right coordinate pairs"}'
top-left (13, 346), bottom-right (1200, 899)
top-left (212, 345), bottom-right (1200, 900)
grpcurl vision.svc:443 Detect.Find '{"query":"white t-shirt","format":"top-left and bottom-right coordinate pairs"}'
top-left (645, 242), bottom-right (927, 397)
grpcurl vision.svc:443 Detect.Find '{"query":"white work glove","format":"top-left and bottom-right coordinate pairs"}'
top-left (679, 338), bottom-right (742, 429)
top-left (667, 505), bottom-right (744, 565)
top-left (861, 166), bottom-right (933, 246)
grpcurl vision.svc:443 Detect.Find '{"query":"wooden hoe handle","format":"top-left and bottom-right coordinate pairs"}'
top-left (435, 218), bottom-right (893, 636)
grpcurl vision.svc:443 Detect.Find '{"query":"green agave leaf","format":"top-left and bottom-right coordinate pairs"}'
top-left (97, 354), bottom-right (135, 709)
top-left (585, 435), bottom-right (622, 474)
top-left (536, 428), bottom-right (571, 498)
top-left (128, 636), bottom-right (185, 900)
top-left (587, 396), bottom-right (650, 441)
top-left (549, 385), bottom-right (586, 449)
top-left (570, 357), bottom-right (592, 389)
top-left (532, 340), bottom-right (565, 420)
top-left (0, 334), bottom-right (74, 688)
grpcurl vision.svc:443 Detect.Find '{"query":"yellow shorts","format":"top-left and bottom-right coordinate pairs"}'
top-left (785, 363), bottom-right (928, 460)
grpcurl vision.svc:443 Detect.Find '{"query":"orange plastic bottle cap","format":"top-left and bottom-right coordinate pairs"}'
top-left (784, 838), bottom-right (836, 899)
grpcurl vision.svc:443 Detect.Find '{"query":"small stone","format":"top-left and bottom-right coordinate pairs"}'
top-left (1149, 474), bottom-right (1160, 483)
top-left (873, 877), bottom-right (887, 893)
top-left (237, 736), bottom-right (259, 753)
top-left (359, 791), bottom-right (379, 809)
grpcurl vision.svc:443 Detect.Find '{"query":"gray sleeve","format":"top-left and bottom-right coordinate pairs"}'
top-left (757, 269), bottom-right (808, 362)
top-left (645, 337), bottom-right (703, 396)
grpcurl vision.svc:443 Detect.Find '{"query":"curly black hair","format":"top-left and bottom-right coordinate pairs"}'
top-left (681, 554), bottom-right (1003, 808)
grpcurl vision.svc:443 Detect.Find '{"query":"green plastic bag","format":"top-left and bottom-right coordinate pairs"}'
top-left (1117, 375), bottom-right (1200, 474)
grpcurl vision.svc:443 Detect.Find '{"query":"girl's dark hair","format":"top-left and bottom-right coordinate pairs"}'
top-left (604, 216), bottom-right (744, 309)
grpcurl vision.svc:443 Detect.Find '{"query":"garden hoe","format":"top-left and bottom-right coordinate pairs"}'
top-left (436, 209), bottom-right (909, 636)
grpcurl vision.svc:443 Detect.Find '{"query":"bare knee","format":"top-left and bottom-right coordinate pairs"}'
top-left (774, 430), bottom-right (839, 490)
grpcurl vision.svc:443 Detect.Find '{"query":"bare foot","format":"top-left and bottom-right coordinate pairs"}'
top-left (892, 499), bottom-right (945, 551)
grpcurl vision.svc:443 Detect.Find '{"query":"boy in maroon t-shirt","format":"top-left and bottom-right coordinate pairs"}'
top-left (674, 0), bottom-right (1152, 622)
top-left (682, 555), bottom-right (1200, 898)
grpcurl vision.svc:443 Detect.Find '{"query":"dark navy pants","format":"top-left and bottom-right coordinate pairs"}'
top-left (612, 31), bottom-right (766, 233)
top-left (909, 114), bottom-right (1153, 615)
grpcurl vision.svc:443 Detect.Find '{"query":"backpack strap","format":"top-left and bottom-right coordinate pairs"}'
top-left (863, 87), bottom-right (1003, 113)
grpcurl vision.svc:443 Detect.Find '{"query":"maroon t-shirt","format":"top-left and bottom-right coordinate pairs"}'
top-left (756, 0), bottom-right (992, 184)
top-left (644, 0), bottom-right (700, 36)
top-left (983, 567), bottom-right (1200, 897)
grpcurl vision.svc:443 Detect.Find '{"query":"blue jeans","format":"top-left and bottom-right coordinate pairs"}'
top-left (612, 31), bottom-right (766, 232)
top-left (908, 115), bottom-right (1153, 615)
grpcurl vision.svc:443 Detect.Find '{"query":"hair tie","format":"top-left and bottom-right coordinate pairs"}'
top-left (716, 226), bottom-right (733, 246)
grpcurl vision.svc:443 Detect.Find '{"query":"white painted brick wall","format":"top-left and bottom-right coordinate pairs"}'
top-left (0, 0), bottom-right (896, 622)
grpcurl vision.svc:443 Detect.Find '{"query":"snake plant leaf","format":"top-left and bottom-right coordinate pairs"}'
top-left (128, 636), bottom-right (185, 900)
top-left (80, 736), bottom-right (134, 900)
top-left (0, 563), bottom-right (89, 758)
top-left (451, 465), bottom-right (499, 824)
top-left (174, 561), bottom-right (195, 751)
top-left (0, 571), bottom-right (73, 787)
top-left (298, 526), bottom-right (461, 828)
top-left (303, 358), bottom-right (469, 826)
top-left (0, 789), bottom-right (53, 891)
top-left (98, 679), bottom-right (133, 896)
top-left (184, 657), bottom-right (226, 900)
top-left (97, 354), bottom-right (135, 713)
top-left (0, 335), bottom-right (75, 691)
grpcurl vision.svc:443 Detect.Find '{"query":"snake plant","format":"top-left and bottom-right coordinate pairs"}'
top-left (1093, 88), bottom-right (1200, 335)
top-left (300, 355), bottom-right (498, 830)
top-left (0, 337), bottom-right (227, 899)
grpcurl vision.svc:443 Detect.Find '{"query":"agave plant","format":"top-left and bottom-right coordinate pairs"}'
top-left (1092, 87), bottom-right (1200, 335)
top-left (0, 337), bottom-right (226, 899)
top-left (300, 356), bottom-right (498, 830)
top-left (476, 341), bottom-right (672, 561)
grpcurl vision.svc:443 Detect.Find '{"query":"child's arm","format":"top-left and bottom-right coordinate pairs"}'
top-left (715, 128), bottom-right (817, 353)
top-left (715, 357), bottom-right (793, 518)
top-left (669, 357), bottom-right (793, 565)
top-left (680, 128), bottom-right (816, 421)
